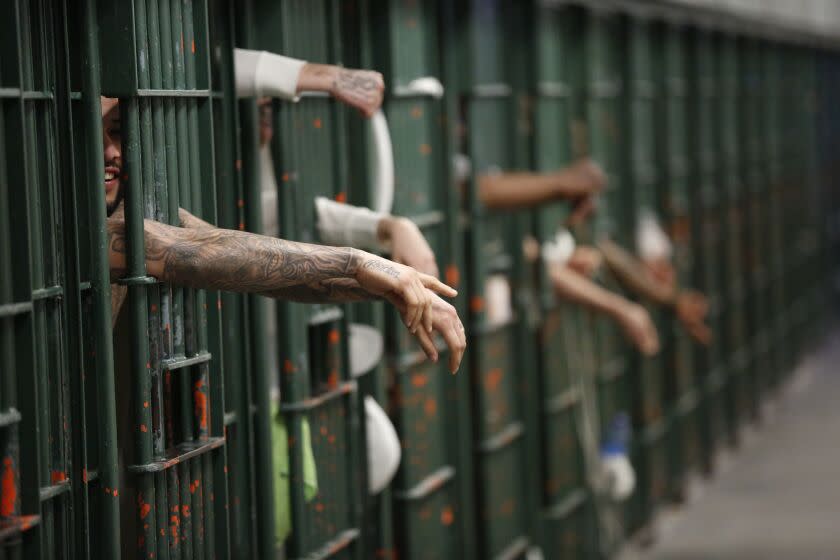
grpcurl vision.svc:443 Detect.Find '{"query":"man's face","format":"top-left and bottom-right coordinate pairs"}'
top-left (101, 97), bottom-right (123, 215)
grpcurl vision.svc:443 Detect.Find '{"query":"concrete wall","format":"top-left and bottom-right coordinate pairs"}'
top-left (667, 0), bottom-right (840, 37)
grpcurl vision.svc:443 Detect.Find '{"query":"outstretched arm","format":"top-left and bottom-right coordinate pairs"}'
top-left (234, 48), bottom-right (384, 117)
top-left (597, 239), bottom-right (711, 345)
top-left (597, 238), bottom-right (676, 306)
top-left (107, 214), bottom-right (455, 334)
top-left (478, 158), bottom-right (605, 212)
top-left (548, 263), bottom-right (660, 356)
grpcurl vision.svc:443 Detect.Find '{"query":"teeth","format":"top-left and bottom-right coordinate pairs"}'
top-left (104, 171), bottom-right (115, 180)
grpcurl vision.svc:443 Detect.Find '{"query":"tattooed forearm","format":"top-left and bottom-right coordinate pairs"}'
top-left (178, 208), bottom-right (214, 230)
top-left (107, 216), bottom-right (367, 297)
top-left (267, 278), bottom-right (378, 303)
top-left (362, 259), bottom-right (401, 279)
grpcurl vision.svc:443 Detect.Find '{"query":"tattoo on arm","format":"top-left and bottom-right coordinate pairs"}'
top-left (107, 216), bottom-right (371, 301)
top-left (362, 259), bottom-right (400, 279)
top-left (269, 278), bottom-right (377, 303)
top-left (335, 69), bottom-right (380, 97)
top-left (178, 208), bottom-right (214, 230)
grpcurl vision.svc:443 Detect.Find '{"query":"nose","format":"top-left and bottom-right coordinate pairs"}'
top-left (103, 132), bottom-right (120, 162)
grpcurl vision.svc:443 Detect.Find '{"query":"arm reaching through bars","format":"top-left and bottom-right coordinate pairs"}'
top-left (597, 238), bottom-right (711, 345)
top-left (106, 209), bottom-right (455, 336)
top-left (547, 262), bottom-right (660, 356)
top-left (234, 48), bottom-right (384, 117)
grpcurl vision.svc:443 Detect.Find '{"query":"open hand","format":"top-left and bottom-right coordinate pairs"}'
top-left (391, 293), bottom-right (467, 373)
top-left (355, 254), bottom-right (456, 335)
top-left (675, 291), bottom-right (712, 345)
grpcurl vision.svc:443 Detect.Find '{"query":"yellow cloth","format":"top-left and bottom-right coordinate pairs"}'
top-left (272, 407), bottom-right (318, 544)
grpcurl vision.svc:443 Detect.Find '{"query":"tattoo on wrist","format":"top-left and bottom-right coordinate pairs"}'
top-left (335, 69), bottom-right (379, 98)
top-left (362, 259), bottom-right (400, 279)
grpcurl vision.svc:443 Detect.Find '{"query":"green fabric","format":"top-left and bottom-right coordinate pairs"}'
top-left (272, 406), bottom-right (318, 544)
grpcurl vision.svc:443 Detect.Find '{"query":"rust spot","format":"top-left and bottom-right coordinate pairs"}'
top-left (238, 221), bottom-right (245, 231)
top-left (181, 505), bottom-right (191, 518)
top-left (485, 368), bottom-right (503, 392)
top-left (470, 296), bottom-right (484, 313)
top-left (194, 378), bottom-right (208, 431)
top-left (82, 468), bottom-right (88, 483)
top-left (282, 173), bottom-right (290, 182)
top-left (283, 359), bottom-right (296, 374)
top-left (113, 489), bottom-right (119, 497)
top-left (410, 106), bottom-right (423, 119)
top-left (190, 480), bottom-right (199, 494)
top-left (327, 371), bottom-right (339, 388)
top-left (191, 40), bottom-right (196, 54)
top-left (445, 264), bottom-right (460, 288)
top-left (424, 398), bottom-right (437, 417)
top-left (419, 143), bottom-right (432, 156)
top-left (138, 493), bottom-right (151, 520)
top-left (441, 505), bottom-right (454, 526)
top-left (411, 373), bottom-right (428, 388)
top-left (51, 470), bottom-right (67, 484)
top-left (140, 424), bottom-right (148, 433)
top-left (313, 118), bottom-right (322, 129)
top-left (1, 457), bottom-right (17, 516)
top-left (328, 329), bottom-right (340, 345)
top-left (143, 401), bottom-right (149, 409)
top-left (314, 502), bottom-right (324, 512)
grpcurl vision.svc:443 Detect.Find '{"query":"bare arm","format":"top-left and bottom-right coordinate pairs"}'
top-left (178, 208), bottom-right (214, 230)
top-left (549, 264), bottom-right (660, 356)
top-left (597, 238), bottom-right (677, 307)
top-left (107, 215), bottom-right (455, 333)
top-left (478, 159), bottom-right (606, 211)
top-left (297, 63), bottom-right (384, 117)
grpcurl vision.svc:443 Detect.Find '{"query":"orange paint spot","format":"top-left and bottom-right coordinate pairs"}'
top-left (82, 468), bottom-right (88, 483)
top-left (328, 435), bottom-right (336, 444)
top-left (140, 424), bottom-right (148, 433)
top-left (445, 264), bottom-right (460, 288)
top-left (237, 199), bottom-right (244, 208)
top-left (1, 457), bottom-right (17, 516)
top-left (113, 489), bottom-right (119, 497)
top-left (51, 470), bottom-right (67, 484)
top-left (419, 143), bottom-right (432, 156)
top-left (282, 173), bottom-right (290, 182)
top-left (238, 222), bottom-right (245, 231)
top-left (190, 480), bottom-right (199, 494)
top-left (191, 40), bottom-right (196, 54)
top-left (424, 398), bottom-right (437, 417)
top-left (181, 505), bottom-right (191, 518)
top-left (470, 296), bottom-right (484, 313)
top-left (327, 371), bottom-right (339, 388)
top-left (146, 362), bottom-right (151, 370)
top-left (151, 304), bottom-right (158, 312)
top-left (320, 426), bottom-right (328, 436)
top-left (411, 373), bottom-right (428, 388)
top-left (485, 368), bottom-right (503, 391)
top-left (314, 502), bottom-right (324, 512)
top-left (194, 378), bottom-right (208, 431)
top-left (143, 401), bottom-right (149, 409)
top-left (334, 192), bottom-right (347, 203)
top-left (410, 106), bottom-right (423, 119)
top-left (441, 505), bottom-right (454, 526)
top-left (283, 359), bottom-right (296, 374)
top-left (138, 493), bottom-right (152, 520)
top-left (328, 329), bottom-right (340, 345)
top-left (313, 118), bottom-right (322, 129)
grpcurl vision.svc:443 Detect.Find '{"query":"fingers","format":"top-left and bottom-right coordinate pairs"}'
top-left (567, 196), bottom-right (595, 227)
top-left (419, 273), bottom-right (457, 298)
top-left (412, 324), bottom-right (439, 363)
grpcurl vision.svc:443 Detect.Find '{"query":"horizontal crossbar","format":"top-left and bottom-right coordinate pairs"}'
top-left (394, 465), bottom-right (455, 501)
top-left (128, 437), bottom-right (225, 474)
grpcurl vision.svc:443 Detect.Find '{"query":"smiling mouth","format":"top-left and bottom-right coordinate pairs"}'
top-left (104, 166), bottom-right (120, 192)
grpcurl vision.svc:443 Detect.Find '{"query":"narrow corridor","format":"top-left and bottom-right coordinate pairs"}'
top-left (623, 329), bottom-right (840, 560)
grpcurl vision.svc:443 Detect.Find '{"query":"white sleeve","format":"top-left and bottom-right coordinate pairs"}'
top-left (234, 48), bottom-right (307, 101)
top-left (636, 209), bottom-right (673, 261)
top-left (542, 227), bottom-right (576, 266)
top-left (315, 197), bottom-right (387, 251)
